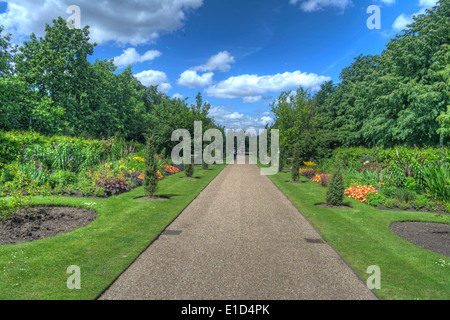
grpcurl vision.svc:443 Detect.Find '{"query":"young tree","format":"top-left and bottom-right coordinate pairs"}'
top-left (326, 166), bottom-right (345, 206)
top-left (291, 143), bottom-right (301, 182)
top-left (143, 136), bottom-right (158, 197)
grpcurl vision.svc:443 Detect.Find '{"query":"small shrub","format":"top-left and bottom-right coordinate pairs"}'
top-left (366, 192), bottom-right (387, 207)
top-left (300, 168), bottom-right (315, 179)
top-left (291, 143), bottom-right (301, 182)
top-left (143, 136), bottom-right (158, 197)
top-left (184, 163), bottom-right (194, 178)
top-left (94, 187), bottom-right (106, 197)
top-left (397, 201), bottom-right (410, 210)
top-left (411, 194), bottom-right (428, 210)
top-left (326, 167), bottom-right (345, 206)
top-left (394, 189), bottom-right (417, 203)
top-left (384, 199), bottom-right (397, 209)
top-left (49, 170), bottom-right (77, 188)
top-left (96, 178), bottom-right (130, 196)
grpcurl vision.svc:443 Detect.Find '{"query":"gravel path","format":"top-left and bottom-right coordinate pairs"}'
top-left (99, 161), bottom-right (378, 300)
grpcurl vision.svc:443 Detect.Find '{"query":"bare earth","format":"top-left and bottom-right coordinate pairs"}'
top-left (99, 160), bottom-right (378, 300)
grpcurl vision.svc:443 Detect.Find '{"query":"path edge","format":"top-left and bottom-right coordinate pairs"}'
top-left (95, 165), bottom-right (228, 300)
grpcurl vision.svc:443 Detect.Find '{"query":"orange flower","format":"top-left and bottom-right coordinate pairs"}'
top-left (344, 185), bottom-right (378, 203)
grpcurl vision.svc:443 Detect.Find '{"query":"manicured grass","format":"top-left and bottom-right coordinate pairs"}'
top-left (0, 165), bottom-right (225, 300)
top-left (267, 170), bottom-right (450, 300)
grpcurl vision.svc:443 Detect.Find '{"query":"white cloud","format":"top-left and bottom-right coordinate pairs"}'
top-left (205, 71), bottom-right (331, 102)
top-left (209, 106), bottom-right (274, 131)
top-left (392, 0), bottom-right (438, 31)
top-left (193, 51), bottom-right (235, 73)
top-left (172, 93), bottom-right (184, 100)
top-left (289, 0), bottom-right (353, 12)
top-left (0, 0), bottom-right (204, 45)
top-left (177, 70), bottom-right (214, 88)
top-left (113, 48), bottom-right (162, 68)
top-left (134, 70), bottom-right (172, 93)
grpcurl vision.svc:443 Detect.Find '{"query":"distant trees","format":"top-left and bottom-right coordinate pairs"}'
top-left (270, 0), bottom-right (449, 159)
top-left (0, 17), bottom-right (222, 154)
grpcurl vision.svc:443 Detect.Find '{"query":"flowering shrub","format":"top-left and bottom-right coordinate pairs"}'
top-left (360, 161), bottom-right (377, 173)
top-left (299, 168), bottom-right (315, 179)
top-left (303, 161), bottom-right (317, 167)
top-left (163, 165), bottom-right (181, 174)
top-left (138, 171), bottom-right (164, 181)
top-left (312, 173), bottom-right (331, 186)
top-left (344, 185), bottom-right (378, 203)
top-left (96, 177), bottom-right (130, 196)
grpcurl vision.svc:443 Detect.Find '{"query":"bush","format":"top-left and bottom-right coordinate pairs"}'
top-left (366, 192), bottom-right (387, 207)
top-left (394, 188), bottom-right (417, 203)
top-left (291, 143), bottom-right (301, 181)
top-left (423, 164), bottom-right (450, 201)
top-left (326, 167), bottom-right (345, 206)
top-left (384, 199), bottom-right (398, 209)
top-left (96, 178), bottom-right (130, 196)
top-left (411, 194), bottom-right (429, 210)
top-left (143, 136), bottom-right (158, 197)
top-left (184, 163), bottom-right (194, 178)
top-left (49, 170), bottom-right (77, 188)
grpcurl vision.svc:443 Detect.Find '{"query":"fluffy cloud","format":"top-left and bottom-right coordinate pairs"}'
top-left (205, 71), bottom-right (331, 102)
top-left (0, 0), bottom-right (204, 45)
top-left (134, 70), bottom-right (172, 93)
top-left (177, 70), bottom-right (214, 88)
top-left (392, 0), bottom-right (438, 31)
top-left (289, 0), bottom-right (353, 12)
top-left (113, 48), bottom-right (162, 68)
top-left (193, 51), bottom-right (235, 73)
top-left (209, 106), bottom-right (274, 131)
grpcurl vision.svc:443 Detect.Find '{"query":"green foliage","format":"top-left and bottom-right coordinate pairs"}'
top-left (49, 170), bottom-right (77, 188)
top-left (397, 201), bottom-right (410, 210)
top-left (326, 167), bottom-right (345, 206)
top-left (0, 160), bottom-right (34, 220)
top-left (394, 188), bottom-right (417, 203)
top-left (366, 192), bottom-right (387, 207)
top-left (384, 199), bottom-right (398, 209)
top-left (184, 162), bottom-right (194, 178)
top-left (143, 136), bottom-right (158, 197)
top-left (388, 162), bottom-right (406, 188)
top-left (411, 194), bottom-right (430, 210)
top-left (423, 163), bottom-right (450, 201)
top-left (291, 143), bottom-right (301, 181)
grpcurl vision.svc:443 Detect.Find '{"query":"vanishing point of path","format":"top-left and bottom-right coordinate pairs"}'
top-left (99, 160), bottom-right (378, 300)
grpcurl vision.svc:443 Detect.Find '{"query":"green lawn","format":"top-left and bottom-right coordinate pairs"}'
top-left (0, 164), bottom-right (225, 300)
top-left (267, 170), bottom-right (450, 300)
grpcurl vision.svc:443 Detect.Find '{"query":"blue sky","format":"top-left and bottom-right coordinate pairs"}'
top-left (0, 0), bottom-right (440, 131)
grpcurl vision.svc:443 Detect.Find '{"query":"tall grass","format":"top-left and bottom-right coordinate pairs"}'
top-left (423, 164), bottom-right (450, 201)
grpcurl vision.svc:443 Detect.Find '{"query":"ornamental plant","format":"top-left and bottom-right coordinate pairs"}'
top-left (326, 167), bottom-right (345, 206)
top-left (344, 185), bottom-right (378, 203)
top-left (291, 143), bottom-right (301, 181)
top-left (143, 136), bottom-right (158, 197)
top-left (312, 173), bottom-right (331, 186)
top-left (299, 168), bottom-right (315, 179)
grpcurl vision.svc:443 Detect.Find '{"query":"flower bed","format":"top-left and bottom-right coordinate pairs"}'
top-left (344, 185), bottom-right (378, 203)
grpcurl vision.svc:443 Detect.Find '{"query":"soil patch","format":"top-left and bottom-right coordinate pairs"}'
top-left (0, 206), bottom-right (98, 245)
top-left (390, 222), bottom-right (450, 257)
top-left (315, 203), bottom-right (352, 209)
top-left (376, 205), bottom-right (449, 215)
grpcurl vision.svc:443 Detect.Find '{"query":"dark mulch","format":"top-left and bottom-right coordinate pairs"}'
top-left (375, 205), bottom-right (449, 215)
top-left (287, 180), bottom-right (306, 184)
top-left (390, 222), bottom-right (450, 257)
top-left (0, 206), bottom-right (98, 245)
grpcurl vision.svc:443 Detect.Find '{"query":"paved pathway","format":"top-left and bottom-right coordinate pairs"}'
top-left (99, 161), bottom-right (378, 300)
